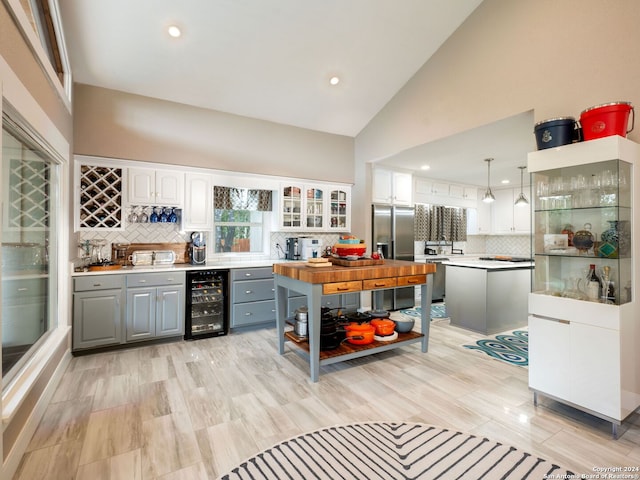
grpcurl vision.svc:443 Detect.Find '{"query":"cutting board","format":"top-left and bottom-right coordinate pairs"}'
top-left (331, 257), bottom-right (384, 267)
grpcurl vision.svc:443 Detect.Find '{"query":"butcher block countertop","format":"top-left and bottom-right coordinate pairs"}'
top-left (273, 259), bottom-right (436, 284)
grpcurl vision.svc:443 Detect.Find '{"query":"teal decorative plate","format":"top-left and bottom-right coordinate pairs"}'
top-left (598, 241), bottom-right (617, 258)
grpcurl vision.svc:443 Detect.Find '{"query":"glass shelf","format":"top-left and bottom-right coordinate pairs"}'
top-left (531, 157), bottom-right (632, 305)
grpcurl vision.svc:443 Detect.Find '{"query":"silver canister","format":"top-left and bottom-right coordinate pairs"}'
top-left (294, 307), bottom-right (308, 337)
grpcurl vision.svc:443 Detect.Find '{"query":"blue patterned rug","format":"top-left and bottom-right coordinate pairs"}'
top-left (463, 330), bottom-right (528, 367)
top-left (398, 304), bottom-right (448, 320)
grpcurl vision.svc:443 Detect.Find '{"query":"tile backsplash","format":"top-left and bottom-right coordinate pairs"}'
top-left (77, 224), bottom-right (190, 260)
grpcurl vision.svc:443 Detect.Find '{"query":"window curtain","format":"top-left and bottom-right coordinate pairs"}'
top-left (214, 186), bottom-right (272, 211)
top-left (414, 204), bottom-right (467, 241)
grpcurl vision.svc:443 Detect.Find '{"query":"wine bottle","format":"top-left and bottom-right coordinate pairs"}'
top-left (585, 264), bottom-right (602, 301)
top-left (601, 265), bottom-right (615, 304)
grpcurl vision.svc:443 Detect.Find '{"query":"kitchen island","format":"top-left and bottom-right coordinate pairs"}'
top-left (444, 258), bottom-right (533, 335)
top-left (273, 260), bottom-right (436, 382)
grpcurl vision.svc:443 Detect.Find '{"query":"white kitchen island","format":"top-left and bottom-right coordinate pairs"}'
top-left (444, 258), bottom-right (533, 335)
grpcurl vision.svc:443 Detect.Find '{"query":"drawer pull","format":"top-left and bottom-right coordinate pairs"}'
top-left (245, 290), bottom-right (253, 294)
top-left (407, 280), bottom-right (419, 284)
top-left (18, 287), bottom-right (28, 292)
top-left (92, 283), bottom-right (102, 287)
top-left (245, 312), bottom-right (252, 316)
top-left (337, 287), bottom-right (349, 291)
top-left (138, 280), bottom-right (147, 283)
top-left (245, 273), bottom-right (252, 277)
top-left (373, 283), bottom-right (386, 287)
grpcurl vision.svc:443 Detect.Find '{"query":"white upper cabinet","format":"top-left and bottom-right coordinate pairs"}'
top-left (278, 182), bottom-right (351, 232)
top-left (467, 190), bottom-right (491, 235)
top-left (128, 167), bottom-right (184, 206)
top-left (414, 178), bottom-right (478, 209)
top-left (183, 173), bottom-right (213, 231)
top-left (372, 168), bottom-right (412, 205)
top-left (491, 188), bottom-right (531, 234)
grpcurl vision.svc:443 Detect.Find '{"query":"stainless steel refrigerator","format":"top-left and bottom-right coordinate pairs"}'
top-left (371, 204), bottom-right (415, 310)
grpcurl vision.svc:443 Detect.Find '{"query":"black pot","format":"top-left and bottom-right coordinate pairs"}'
top-left (320, 331), bottom-right (344, 350)
top-left (534, 117), bottom-right (580, 150)
top-left (345, 311), bottom-right (372, 323)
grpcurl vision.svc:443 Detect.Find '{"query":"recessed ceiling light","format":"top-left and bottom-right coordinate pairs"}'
top-left (167, 25), bottom-right (182, 38)
top-left (420, 165), bottom-right (430, 170)
top-left (329, 76), bottom-right (340, 86)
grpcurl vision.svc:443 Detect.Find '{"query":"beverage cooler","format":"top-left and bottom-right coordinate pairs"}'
top-left (185, 270), bottom-right (229, 339)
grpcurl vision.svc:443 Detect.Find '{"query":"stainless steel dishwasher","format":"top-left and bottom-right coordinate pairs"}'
top-left (425, 257), bottom-right (448, 302)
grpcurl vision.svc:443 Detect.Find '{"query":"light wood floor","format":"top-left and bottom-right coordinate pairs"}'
top-left (12, 318), bottom-right (640, 479)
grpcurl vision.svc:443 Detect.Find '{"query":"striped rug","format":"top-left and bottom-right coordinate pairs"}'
top-left (219, 422), bottom-right (574, 479)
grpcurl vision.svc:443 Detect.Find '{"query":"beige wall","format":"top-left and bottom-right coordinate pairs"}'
top-left (351, 0), bottom-right (640, 238)
top-left (356, 0), bottom-right (640, 164)
top-left (73, 84), bottom-right (355, 184)
top-left (0, 3), bottom-right (72, 141)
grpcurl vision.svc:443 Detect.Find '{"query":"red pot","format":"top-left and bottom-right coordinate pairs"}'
top-left (370, 319), bottom-right (395, 336)
top-left (344, 323), bottom-right (375, 345)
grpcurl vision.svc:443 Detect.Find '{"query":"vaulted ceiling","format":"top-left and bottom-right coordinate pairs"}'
top-left (58, 0), bottom-right (483, 137)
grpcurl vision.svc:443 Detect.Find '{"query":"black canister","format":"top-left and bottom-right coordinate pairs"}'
top-left (534, 117), bottom-right (580, 150)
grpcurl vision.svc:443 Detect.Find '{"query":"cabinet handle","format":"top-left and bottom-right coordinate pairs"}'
top-left (373, 283), bottom-right (386, 287)
top-left (138, 280), bottom-right (147, 283)
top-left (245, 312), bottom-right (252, 316)
top-left (92, 283), bottom-right (102, 287)
top-left (17, 287), bottom-right (28, 292)
top-left (245, 290), bottom-right (253, 294)
top-left (245, 273), bottom-right (252, 277)
top-left (337, 287), bottom-right (349, 291)
top-left (559, 319), bottom-right (570, 325)
top-left (407, 280), bottom-right (419, 284)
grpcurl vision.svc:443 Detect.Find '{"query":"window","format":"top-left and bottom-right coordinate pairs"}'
top-left (2, 117), bottom-right (60, 388)
top-left (214, 209), bottom-right (264, 253)
top-left (28, 0), bottom-right (65, 83)
top-left (213, 186), bottom-right (273, 254)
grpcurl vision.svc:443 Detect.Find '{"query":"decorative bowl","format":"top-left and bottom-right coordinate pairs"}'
top-left (333, 243), bottom-right (367, 257)
top-left (392, 316), bottom-right (415, 333)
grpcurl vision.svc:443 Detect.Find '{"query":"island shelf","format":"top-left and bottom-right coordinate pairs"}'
top-left (273, 260), bottom-right (435, 382)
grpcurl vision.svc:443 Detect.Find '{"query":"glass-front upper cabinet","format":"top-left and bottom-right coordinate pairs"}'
top-left (329, 188), bottom-right (350, 231)
top-left (281, 184), bottom-right (302, 229)
top-left (528, 136), bottom-right (637, 305)
top-left (305, 186), bottom-right (324, 229)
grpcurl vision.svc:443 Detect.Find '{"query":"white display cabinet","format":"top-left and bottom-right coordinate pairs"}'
top-left (527, 135), bottom-right (640, 439)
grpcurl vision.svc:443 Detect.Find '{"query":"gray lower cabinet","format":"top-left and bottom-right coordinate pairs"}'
top-left (231, 267), bottom-right (276, 328)
top-left (73, 274), bottom-right (125, 350)
top-left (126, 272), bottom-right (185, 341)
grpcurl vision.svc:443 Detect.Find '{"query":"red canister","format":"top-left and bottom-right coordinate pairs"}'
top-left (579, 101), bottom-right (634, 140)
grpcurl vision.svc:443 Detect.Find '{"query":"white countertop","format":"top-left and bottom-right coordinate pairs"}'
top-left (71, 258), bottom-right (290, 276)
top-left (442, 258), bottom-right (534, 270)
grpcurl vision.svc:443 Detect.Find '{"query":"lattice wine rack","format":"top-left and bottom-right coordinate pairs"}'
top-left (79, 165), bottom-right (123, 229)
top-left (6, 158), bottom-right (50, 230)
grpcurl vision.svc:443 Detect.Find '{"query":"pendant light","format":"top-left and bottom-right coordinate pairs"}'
top-left (514, 166), bottom-right (529, 206)
top-left (482, 158), bottom-right (495, 203)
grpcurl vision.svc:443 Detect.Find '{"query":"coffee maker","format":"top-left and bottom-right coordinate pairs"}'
top-left (189, 232), bottom-right (206, 265)
top-left (285, 237), bottom-right (300, 260)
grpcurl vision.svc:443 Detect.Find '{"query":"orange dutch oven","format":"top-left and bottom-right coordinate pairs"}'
top-left (344, 323), bottom-right (375, 345)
